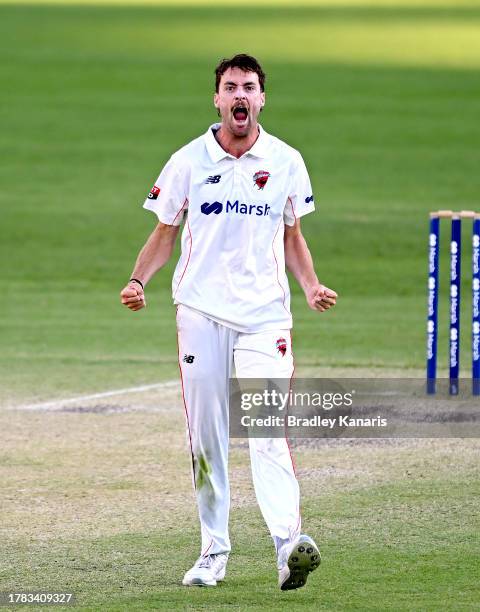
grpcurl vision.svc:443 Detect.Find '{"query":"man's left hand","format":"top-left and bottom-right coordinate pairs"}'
top-left (306, 284), bottom-right (337, 312)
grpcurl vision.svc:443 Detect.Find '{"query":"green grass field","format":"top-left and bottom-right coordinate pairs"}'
top-left (1, 1), bottom-right (479, 610)
top-left (2, 0), bottom-right (480, 403)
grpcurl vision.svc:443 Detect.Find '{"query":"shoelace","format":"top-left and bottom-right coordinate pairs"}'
top-left (196, 555), bottom-right (214, 569)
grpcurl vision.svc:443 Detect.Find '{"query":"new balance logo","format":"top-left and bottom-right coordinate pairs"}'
top-left (205, 175), bottom-right (221, 184)
top-left (305, 195), bottom-right (314, 204)
top-left (183, 354), bottom-right (195, 364)
top-left (201, 200), bottom-right (270, 217)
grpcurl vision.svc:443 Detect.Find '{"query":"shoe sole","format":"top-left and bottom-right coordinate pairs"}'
top-left (280, 539), bottom-right (321, 591)
top-left (182, 577), bottom-right (217, 587)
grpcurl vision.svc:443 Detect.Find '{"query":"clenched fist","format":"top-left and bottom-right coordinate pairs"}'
top-left (306, 283), bottom-right (337, 312)
top-left (120, 282), bottom-right (146, 311)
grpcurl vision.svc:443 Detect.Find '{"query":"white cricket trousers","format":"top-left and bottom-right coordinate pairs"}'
top-left (176, 304), bottom-right (301, 556)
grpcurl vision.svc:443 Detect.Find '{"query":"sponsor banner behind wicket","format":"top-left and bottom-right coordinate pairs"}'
top-left (473, 219), bottom-right (480, 394)
top-left (426, 217), bottom-right (440, 394)
top-left (449, 218), bottom-right (462, 395)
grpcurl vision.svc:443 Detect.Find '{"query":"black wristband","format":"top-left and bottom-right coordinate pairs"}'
top-left (129, 278), bottom-right (144, 290)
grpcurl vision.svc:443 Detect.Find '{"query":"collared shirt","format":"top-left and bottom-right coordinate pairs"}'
top-left (143, 123), bottom-right (315, 333)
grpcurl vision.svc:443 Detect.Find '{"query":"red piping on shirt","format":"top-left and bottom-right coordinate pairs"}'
top-left (173, 212), bottom-right (193, 300)
top-left (172, 196), bottom-right (189, 226)
top-left (272, 219), bottom-right (290, 316)
top-left (287, 196), bottom-right (297, 224)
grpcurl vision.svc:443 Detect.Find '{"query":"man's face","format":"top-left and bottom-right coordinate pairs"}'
top-left (214, 67), bottom-right (265, 137)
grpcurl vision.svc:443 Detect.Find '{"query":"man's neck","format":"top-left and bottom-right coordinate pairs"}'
top-left (214, 125), bottom-right (260, 159)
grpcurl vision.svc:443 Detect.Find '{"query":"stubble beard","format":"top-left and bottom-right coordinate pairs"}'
top-left (224, 114), bottom-right (257, 139)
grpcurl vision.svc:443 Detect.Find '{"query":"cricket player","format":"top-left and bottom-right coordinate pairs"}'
top-left (120, 54), bottom-right (337, 590)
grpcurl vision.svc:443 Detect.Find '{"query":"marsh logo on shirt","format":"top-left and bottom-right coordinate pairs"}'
top-left (148, 185), bottom-right (161, 200)
top-left (201, 201), bottom-right (223, 215)
top-left (276, 337), bottom-right (287, 357)
top-left (200, 200), bottom-right (270, 217)
top-left (253, 170), bottom-right (270, 190)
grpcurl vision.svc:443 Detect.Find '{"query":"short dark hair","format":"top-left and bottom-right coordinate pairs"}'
top-left (214, 54), bottom-right (266, 93)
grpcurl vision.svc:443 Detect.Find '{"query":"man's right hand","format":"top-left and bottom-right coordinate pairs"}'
top-left (120, 283), bottom-right (146, 311)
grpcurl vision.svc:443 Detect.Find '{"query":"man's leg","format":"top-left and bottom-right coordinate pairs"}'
top-left (233, 330), bottom-right (301, 548)
top-left (234, 330), bottom-right (320, 589)
top-left (176, 304), bottom-right (235, 556)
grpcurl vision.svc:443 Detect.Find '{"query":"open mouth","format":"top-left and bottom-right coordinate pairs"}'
top-left (232, 106), bottom-right (248, 122)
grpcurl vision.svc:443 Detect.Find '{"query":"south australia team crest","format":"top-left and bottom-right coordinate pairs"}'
top-left (253, 170), bottom-right (270, 190)
top-left (276, 337), bottom-right (287, 357)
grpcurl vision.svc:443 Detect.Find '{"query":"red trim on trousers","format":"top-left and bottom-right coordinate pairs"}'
top-left (201, 539), bottom-right (213, 557)
top-left (286, 330), bottom-right (301, 533)
top-left (285, 331), bottom-right (297, 476)
top-left (176, 307), bottom-right (196, 487)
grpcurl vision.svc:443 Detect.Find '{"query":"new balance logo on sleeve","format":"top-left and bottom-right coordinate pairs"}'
top-left (305, 195), bottom-right (314, 204)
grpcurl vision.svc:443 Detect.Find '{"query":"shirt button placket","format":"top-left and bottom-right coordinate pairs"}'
top-left (233, 160), bottom-right (240, 189)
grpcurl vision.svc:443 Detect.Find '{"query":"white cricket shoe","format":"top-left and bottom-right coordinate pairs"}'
top-left (278, 534), bottom-right (321, 590)
top-left (182, 553), bottom-right (229, 587)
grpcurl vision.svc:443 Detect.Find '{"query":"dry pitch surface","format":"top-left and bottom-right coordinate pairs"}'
top-left (2, 379), bottom-right (478, 541)
top-left (1, 377), bottom-right (479, 610)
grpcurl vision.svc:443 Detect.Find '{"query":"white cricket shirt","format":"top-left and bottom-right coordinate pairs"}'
top-left (143, 123), bottom-right (315, 333)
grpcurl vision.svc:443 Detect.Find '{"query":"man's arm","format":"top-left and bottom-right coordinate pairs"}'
top-left (120, 222), bottom-right (180, 311)
top-left (284, 219), bottom-right (337, 312)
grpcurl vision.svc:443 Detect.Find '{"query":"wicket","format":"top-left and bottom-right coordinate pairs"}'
top-left (426, 210), bottom-right (480, 395)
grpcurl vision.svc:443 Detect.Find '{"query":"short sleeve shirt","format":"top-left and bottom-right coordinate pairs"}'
top-left (143, 123), bottom-right (315, 333)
